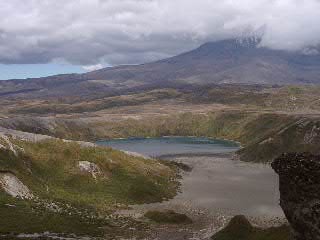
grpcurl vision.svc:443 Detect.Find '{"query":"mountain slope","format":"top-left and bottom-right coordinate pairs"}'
top-left (1, 38), bottom-right (320, 99)
top-left (0, 130), bottom-right (178, 238)
top-left (86, 38), bottom-right (320, 85)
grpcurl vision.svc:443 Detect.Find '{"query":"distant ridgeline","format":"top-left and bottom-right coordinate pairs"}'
top-left (1, 37), bottom-right (320, 99)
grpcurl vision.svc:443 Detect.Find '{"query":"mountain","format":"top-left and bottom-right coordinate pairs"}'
top-left (85, 37), bottom-right (320, 86)
top-left (1, 37), bottom-right (320, 99)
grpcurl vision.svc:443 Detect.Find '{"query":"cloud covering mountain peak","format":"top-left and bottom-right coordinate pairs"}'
top-left (0, 0), bottom-right (320, 66)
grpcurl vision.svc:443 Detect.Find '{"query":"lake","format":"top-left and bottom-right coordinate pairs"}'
top-left (97, 137), bottom-right (283, 218)
top-left (96, 137), bottom-right (240, 157)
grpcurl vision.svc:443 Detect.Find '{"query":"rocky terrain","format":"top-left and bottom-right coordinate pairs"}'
top-left (272, 153), bottom-right (320, 240)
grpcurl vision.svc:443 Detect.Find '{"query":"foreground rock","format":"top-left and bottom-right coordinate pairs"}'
top-left (272, 153), bottom-right (320, 240)
top-left (0, 172), bottom-right (33, 199)
top-left (211, 215), bottom-right (290, 240)
top-left (78, 161), bottom-right (103, 179)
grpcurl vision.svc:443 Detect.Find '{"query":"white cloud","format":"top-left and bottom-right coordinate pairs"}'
top-left (82, 64), bottom-right (104, 72)
top-left (0, 0), bottom-right (319, 65)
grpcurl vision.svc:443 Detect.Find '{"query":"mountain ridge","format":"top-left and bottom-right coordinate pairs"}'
top-left (1, 38), bottom-right (320, 99)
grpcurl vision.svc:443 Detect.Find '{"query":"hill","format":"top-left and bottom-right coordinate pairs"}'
top-left (0, 129), bottom-right (178, 238)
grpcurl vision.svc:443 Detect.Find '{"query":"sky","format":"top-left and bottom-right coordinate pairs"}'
top-left (0, 0), bottom-right (320, 80)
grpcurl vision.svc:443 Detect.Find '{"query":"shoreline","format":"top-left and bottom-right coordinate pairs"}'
top-left (157, 152), bottom-right (235, 159)
top-left (95, 135), bottom-right (242, 148)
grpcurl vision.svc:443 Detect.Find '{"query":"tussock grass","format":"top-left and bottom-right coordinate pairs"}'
top-left (0, 139), bottom-right (178, 236)
top-left (2, 139), bottom-right (178, 205)
top-left (0, 192), bottom-right (106, 236)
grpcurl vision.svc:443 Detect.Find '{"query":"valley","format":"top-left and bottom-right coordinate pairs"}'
top-left (1, 84), bottom-right (318, 239)
top-left (1, 39), bottom-right (320, 240)
top-left (1, 85), bottom-right (320, 164)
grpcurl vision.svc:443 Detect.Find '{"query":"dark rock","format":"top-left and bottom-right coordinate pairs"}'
top-left (272, 153), bottom-right (320, 240)
top-left (211, 215), bottom-right (290, 240)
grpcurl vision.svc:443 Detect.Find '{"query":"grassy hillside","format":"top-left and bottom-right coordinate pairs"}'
top-left (88, 112), bottom-right (320, 162)
top-left (0, 138), bottom-right (178, 238)
top-left (0, 193), bottom-right (108, 237)
top-left (1, 85), bottom-right (320, 164)
top-left (3, 85), bottom-right (320, 116)
top-left (0, 111), bottom-right (275, 141)
top-left (2, 111), bottom-right (320, 163)
top-left (9, 89), bottom-right (182, 115)
top-left (238, 116), bottom-right (320, 162)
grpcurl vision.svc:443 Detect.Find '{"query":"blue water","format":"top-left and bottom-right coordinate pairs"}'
top-left (96, 137), bottom-right (240, 157)
top-left (96, 137), bottom-right (283, 218)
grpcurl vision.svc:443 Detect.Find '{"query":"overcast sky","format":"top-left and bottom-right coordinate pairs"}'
top-left (0, 0), bottom-right (320, 79)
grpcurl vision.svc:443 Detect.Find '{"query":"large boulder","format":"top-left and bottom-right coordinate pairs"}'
top-left (0, 172), bottom-right (33, 199)
top-left (78, 161), bottom-right (102, 179)
top-left (211, 215), bottom-right (290, 240)
top-left (272, 153), bottom-right (320, 240)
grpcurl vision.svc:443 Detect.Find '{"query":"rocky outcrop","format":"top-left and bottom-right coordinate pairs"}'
top-left (78, 161), bottom-right (103, 180)
top-left (211, 215), bottom-right (290, 240)
top-left (0, 126), bottom-right (95, 149)
top-left (0, 172), bottom-right (33, 199)
top-left (0, 126), bottom-right (52, 142)
top-left (272, 153), bottom-right (320, 240)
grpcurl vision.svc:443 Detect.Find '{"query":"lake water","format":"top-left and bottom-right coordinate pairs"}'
top-left (170, 155), bottom-right (283, 218)
top-left (96, 137), bottom-right (240, 157)
top-left (97, 137), bottom-right (283, 219)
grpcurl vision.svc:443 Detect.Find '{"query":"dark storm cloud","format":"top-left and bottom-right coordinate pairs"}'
top-left (0, 0), bottom-right (320, 68)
